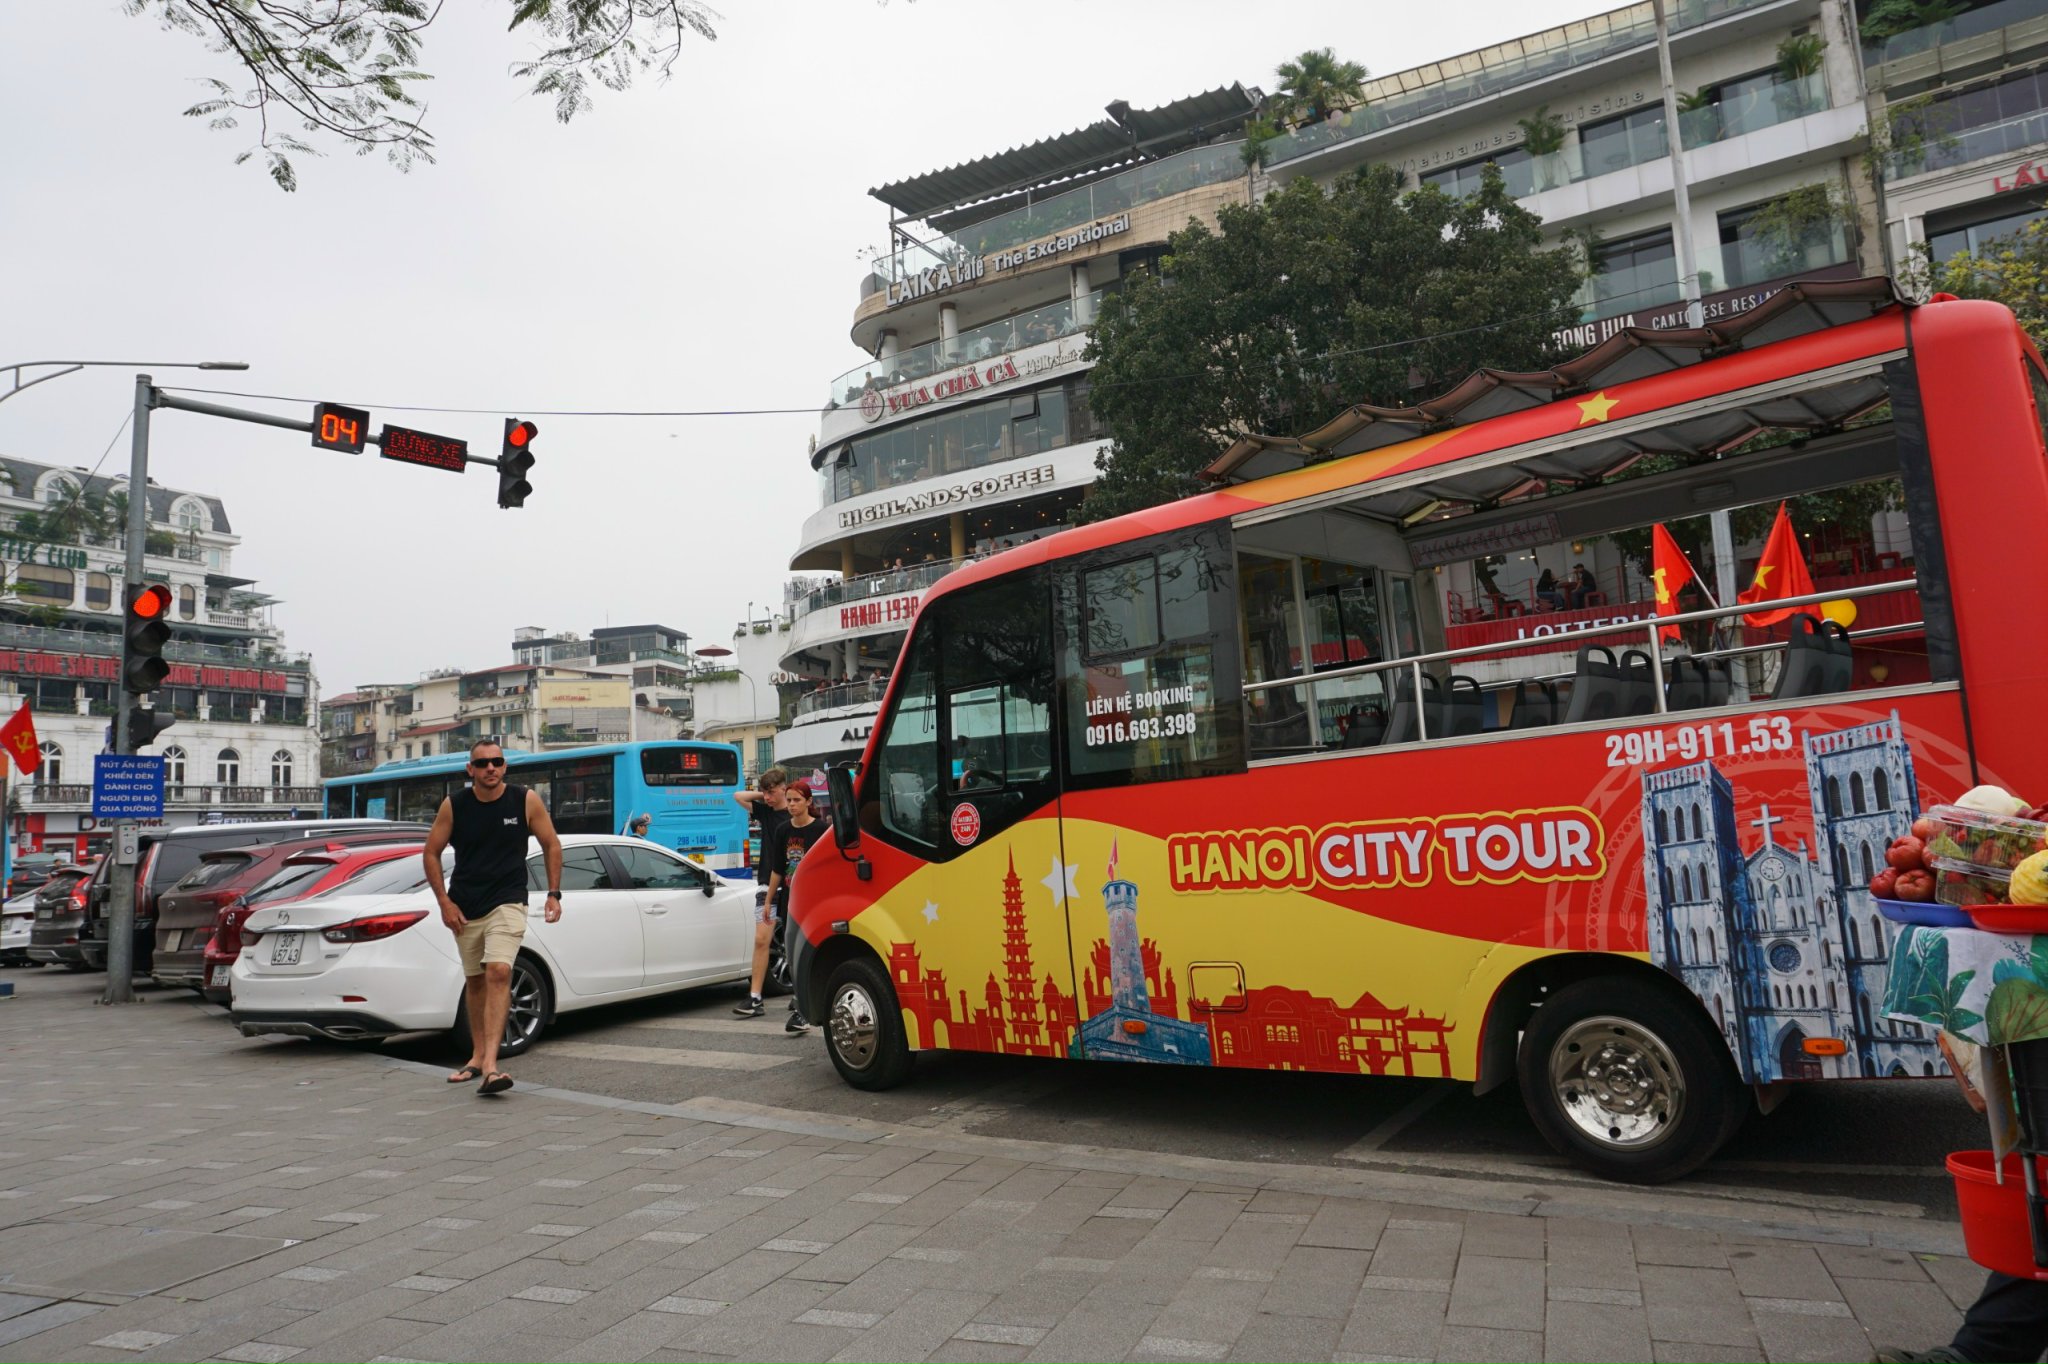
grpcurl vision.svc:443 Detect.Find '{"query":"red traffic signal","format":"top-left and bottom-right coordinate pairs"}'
top-left (123, 583), bottom-right (174, 694)
top-left (507, 421), bottom-right (535, 449)
top-left (499, 419), bottom-right (537, 509)
top-left (130, 583), bottom-right (170, 620)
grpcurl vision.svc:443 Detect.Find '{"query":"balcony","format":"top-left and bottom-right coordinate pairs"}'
top-left (0, 620), bottom-right (309, 669)
top-left (792, 676), bottom-right (891, 721)
top-left (828, 293), bottom-right (1099, 409)
top-left (791, 558), bottom-right (965, 623)
top-left (866, 143), bottom-right (1246, 294)
top-left (18, 783), bottom-right (327, 810)
top-left (1262, 0), bottom-right (1792, 171)
top-left (1885, 104), bottom-right (2048, 180)
top-left (1864, 0), bottom-right (2048, 69)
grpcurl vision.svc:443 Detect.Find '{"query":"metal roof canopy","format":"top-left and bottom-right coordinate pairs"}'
top-left (870, 85), bottom-right (1260, 225)
top-left (1207, 277), bottom-right (1911, 508)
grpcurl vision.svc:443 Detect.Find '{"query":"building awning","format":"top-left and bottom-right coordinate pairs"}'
top-left (1205, 276), bottom-right (1911, 488)
top-left (870, 85), bottom-right (1259, 223)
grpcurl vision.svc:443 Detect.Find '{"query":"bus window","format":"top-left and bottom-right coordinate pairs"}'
top-left (398, 778), bottom-right (447, 823)
top-left (1059, 523), bottom-right (1245, 788)
top-left (936, 568), bottom-right (1055, 847)
top-left (868, 623), bottom-right (941, 851)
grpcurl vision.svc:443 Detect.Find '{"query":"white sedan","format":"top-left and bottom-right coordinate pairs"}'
top-left (0, 890), bottom-right (35, 965)
top-left (230, 834), bottom-right (756, 1056)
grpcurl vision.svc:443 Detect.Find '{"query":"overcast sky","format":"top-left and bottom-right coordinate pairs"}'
top-left (0, 0), bottom-right (1616, 695)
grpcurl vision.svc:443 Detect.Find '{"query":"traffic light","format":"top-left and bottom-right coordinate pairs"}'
top-left (125, 703), bottom-right (175, 750)
top-left (498, 419), bottom-right (537, 509)
top-left (122, 583), bottom-right (173, 694)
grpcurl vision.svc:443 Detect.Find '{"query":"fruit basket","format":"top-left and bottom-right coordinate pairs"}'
top-left (1923, 805), bottom-right (2048, 876)
top-left (1934, 862), bottom-right (2017, 908)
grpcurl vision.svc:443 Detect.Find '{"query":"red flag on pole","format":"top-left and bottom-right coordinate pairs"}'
top-left (1651, 524), bottom-right (1702, 642)
top-left (1737, 502), bottom-right (1816, 628)
top-left (0, 704), bottom-right (38, 776)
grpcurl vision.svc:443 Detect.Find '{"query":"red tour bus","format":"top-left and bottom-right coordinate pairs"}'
top-left (791, 282), bottom-right (2048, 1183)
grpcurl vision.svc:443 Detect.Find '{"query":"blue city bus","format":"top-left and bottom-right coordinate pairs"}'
top-left (322, 740), bottom-right (752, 878)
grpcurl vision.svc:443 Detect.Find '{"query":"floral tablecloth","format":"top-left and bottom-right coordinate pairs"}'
top-left (1884, 925), bottom-right (2048, 1047)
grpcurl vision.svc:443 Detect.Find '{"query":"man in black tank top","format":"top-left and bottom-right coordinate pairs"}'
top-left (423, 739), bottom-right (563, 1095)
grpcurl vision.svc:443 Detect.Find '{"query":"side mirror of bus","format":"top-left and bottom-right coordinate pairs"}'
top-left (827, 764), bottom-right (862, 856)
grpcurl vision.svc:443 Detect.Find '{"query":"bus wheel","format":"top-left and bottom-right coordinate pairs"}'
top-left (1517, 977), bottom-right (1737, 1185)
top-left (822, 956), bottom-right (911, 1091)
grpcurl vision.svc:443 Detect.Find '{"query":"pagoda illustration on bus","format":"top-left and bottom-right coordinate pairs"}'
top-left (1639, 710), bottom-right (1940, 1083)
top-left (1071, 841), bottom-right (1214, 1066)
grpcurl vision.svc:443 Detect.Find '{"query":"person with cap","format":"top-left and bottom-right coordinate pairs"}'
top-left (622, 812), bottom-right (652, 839)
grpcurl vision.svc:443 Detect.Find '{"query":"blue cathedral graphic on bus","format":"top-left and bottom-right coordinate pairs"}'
top-left (1071, 840), bottom-right (1213, 1065)
top-left (1639, 709), bottom-right (1942, 1084)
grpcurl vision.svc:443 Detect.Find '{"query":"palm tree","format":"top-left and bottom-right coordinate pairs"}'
top-left (38, 481), bottom-right (112, 545)
top-left (1272, 48), bottom-right (1369, 128)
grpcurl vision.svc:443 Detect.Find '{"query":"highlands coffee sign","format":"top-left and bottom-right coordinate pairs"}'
top-left (884, 213), bottom-right (1131, 308)
top-left (836, 463), bottom-right (1058, 529)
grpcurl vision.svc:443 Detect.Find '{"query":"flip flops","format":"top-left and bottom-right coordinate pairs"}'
top-left (478, 1071), bottom-right (514, 1096)
top-left (446, 1065), bottom-right (483, 1084)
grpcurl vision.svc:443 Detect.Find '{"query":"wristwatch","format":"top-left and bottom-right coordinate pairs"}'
top-left (546, 890), bottom-right (562, 900)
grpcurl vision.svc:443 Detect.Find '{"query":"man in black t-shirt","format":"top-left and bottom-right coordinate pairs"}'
top-left (731, 767), bottom-right (787, 1018)
top-left (423, 740), bottom-right (563, 1095)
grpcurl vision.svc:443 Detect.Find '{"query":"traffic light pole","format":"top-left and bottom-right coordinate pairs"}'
top-left (103, 374), bottom-right (157, 1004)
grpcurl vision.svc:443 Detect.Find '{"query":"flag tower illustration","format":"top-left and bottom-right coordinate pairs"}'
top-left (1073, 839), bottom-right (1214, 1065)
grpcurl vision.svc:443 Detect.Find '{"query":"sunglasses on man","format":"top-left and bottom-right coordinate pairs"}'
top-left (469, 756), bottom-right (505, 768)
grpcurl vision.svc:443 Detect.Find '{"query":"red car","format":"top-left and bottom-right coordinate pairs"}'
top-left (153, 837), bottom-right (425, 1001)
top-left (202, 842), bottom-right (431, 1003)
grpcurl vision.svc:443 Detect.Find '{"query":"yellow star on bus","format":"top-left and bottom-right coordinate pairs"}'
top-left (1577, 391), bottom-right (1619, 425)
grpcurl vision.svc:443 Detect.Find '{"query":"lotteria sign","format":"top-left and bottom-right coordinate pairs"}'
top-left (836, 463), bottom-right (1057, 530)
top-left (884, 213), bottom-right (1131, 308)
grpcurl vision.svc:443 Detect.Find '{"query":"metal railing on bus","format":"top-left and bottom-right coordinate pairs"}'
top-left (1239, 578), bottom-right (1920, 744)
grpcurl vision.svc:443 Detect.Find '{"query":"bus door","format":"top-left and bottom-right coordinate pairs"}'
top-left (864, 565), bottom-right (1076, 1058)
top-left (1051, 521), bottom-right (1249, 1066)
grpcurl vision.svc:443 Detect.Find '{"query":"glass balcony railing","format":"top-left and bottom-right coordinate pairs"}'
top-left (865, 142), bottom-right (1246, 294)
top-left (1677, 71), bottom-right (1828, 148)
top-left (828, 292), bottom-right (1101, 409)
top-left (1885, 105), bottom-right (2048, 180)
top-left (1263, 0), bottom-right (1789, 170)
top-left (791, 558), bottom-right (967, 624)
top-left (1720, 221), bottom-right (1853, 289)
top-left (1863, 0), bottom-right (2048, 66)
top-left (793, 676), bottom-right (893, 722)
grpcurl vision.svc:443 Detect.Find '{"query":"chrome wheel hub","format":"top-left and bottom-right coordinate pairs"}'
top-left (504, 963), bottom-right (543, 1046)
top-left (1550, 1015), bottom-right (1683, 1150)
top-left (829, 981), bottom-right (880, 1070)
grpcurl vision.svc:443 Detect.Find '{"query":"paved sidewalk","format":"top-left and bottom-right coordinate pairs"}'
top-left (0, 970), bottom-right (1982, 1363)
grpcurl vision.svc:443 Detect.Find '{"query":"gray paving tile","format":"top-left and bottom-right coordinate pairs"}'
top-left (1544, 1299), bottom-right (1654, 1364)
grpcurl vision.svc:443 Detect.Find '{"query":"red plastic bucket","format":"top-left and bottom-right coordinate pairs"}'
top-left (1949, 1150), bottom-right (2048, 1280)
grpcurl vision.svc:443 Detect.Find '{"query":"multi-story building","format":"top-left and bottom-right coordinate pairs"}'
top-left (0, 457), bottom-right (319, 857)
top-left (1862, 0), bottom-right (2048, 272)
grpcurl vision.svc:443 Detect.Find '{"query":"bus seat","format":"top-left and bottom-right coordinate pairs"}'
top-left (1618, 650), bottom-right (1659, 716)
top-left (1561, 646), bottom-right (1625, 724)
top-left (1703, 659), bottom-right (1731, 705)
top-left (1380, 672), bottom-right (1442, 745)
top-left (1774, 614), bottom-right (1837, 700)
top-left (1820, 619), bottom-right (1854, 693)
top-left (1341, 705), bottom-right (1385, 749)
top-left (1665, 657), bottom-right (1707, 711)
top-left (1442, 675), bottom-right (1485, 737)
top-left (1507, 678), bottom-right (1557, 729)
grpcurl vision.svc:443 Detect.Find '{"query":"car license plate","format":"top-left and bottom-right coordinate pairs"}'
top-left (210, 964), bottom-right (231, 987)
top-left (270, 931), bottom-right (303, 966)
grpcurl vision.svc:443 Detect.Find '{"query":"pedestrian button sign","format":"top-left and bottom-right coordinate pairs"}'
top-left (94, 754), bottom-right (166, 819)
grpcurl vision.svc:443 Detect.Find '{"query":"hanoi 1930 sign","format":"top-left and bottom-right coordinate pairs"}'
top-left (378, 424), bottom-right (468, 473)
top-left (310, 402), bottom-right (370, 454)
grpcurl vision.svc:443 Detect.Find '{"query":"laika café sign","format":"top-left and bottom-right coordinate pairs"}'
top-left (836, 463), bottom-right (1057, 530)
top-left (884, 213), bottom-right (1130, 308)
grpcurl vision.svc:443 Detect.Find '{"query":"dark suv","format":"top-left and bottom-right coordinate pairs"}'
top-left (24, 865), bottom-right (96, 969)
top-left (81, 819), bottom-right (430, 976)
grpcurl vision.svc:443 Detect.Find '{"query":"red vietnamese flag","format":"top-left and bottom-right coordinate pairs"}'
top-left (1651, 524), bottom-right (1702, 642)
top-left (1737, 502), bottom-right (1816, 628)
top-left (0, 704), bottom-right (37, 776)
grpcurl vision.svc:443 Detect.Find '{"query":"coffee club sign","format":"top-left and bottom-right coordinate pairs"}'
top-left (0, 536), bottom-right (88, 571)
top-left (884, 213), bottom-right (1131, 308)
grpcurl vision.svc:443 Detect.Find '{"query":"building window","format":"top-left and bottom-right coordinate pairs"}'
top-left (754, 737), bottom-right (774, 770)
top-left (1928, 198), bottom-right (2048, 264)
top-left (163, 745), bottom-right (186, 795)
top-left (84, 572), bottom-right (112, 611)
top-left (13, 564), bottom-right (74, 604)
top-left (1717, 195), bottom-right (1850, 289)
top-left (1578, 103), bottom-right (1667, 179)
top-left (1579, 228), bottom-right (1676, 314)
top-left (270, 749), bottom-right (293, 788)
top-left (175, 499), bottom-right (205, 531)
top-left (37, 742), bottom-right (61, 787)
top-left (41, 477), bottom-right (74, 506)
top-left (178, 584), bottom-right (196, 620)
top-left (1421, 147), bottom-right (1533, 199)
top-left (217, 748), bottom-right (240, 785)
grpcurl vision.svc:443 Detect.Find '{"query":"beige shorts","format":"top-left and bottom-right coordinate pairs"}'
top-left (455, 903), bottom-right (527, 977)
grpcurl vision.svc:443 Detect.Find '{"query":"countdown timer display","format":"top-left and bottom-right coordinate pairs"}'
top-left (310, 402), bottom-right (370, 455)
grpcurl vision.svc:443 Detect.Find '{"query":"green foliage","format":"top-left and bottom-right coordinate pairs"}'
top-left (1741, 182), bottom-right (1852, 278)
top-left (1677, 87), bottom-right (1715, 113)
top-left (1866, 92), bottom-right (1961, 182)
top-left (1775, 33), bottom-right (1826, 80)
top-left (1516, 106), bottom-right (1566, 156)
top-left (1078, 165), bottom-right (1584, 523)
top-left (144, 530), bottom-right (177, 557)
top-left (1271, 48), bottom-right (1369, 128)
top-left (1241, 115), bottom-right (1282, 170)
top-left (1907, 218), bottom-right (2048, 350)
top-left (125, 0), bottom-right (716, 189)
top-left (1859, 0), bottom-right (1965, 43)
